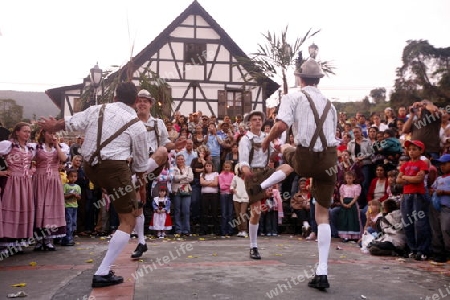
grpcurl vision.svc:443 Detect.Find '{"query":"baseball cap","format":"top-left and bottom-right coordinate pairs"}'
top-left (435, 154), bottom-right (450, 164)
top-left (404, 140), bottom-right (425, 151)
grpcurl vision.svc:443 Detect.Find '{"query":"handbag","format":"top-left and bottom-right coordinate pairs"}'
top-left (177, 183), bottom-right (192, 196)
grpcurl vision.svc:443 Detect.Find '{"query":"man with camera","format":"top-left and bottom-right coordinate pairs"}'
top-left (403, 100), bottom-right (442, 160)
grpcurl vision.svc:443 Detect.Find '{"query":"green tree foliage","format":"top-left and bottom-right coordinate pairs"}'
top-left (0, 99), bottom-right (23, 129)
top-left (370, 87), bottom-right (386, 104)
top-left (390, 40), bottom-right (450, 107)
top-left (78, 64), bottom-right (172, 119)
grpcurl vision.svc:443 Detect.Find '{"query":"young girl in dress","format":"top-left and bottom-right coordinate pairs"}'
top-left (149, 187), bottom-right (172, 238)
top-left (338, 171), bottom-right (362, 242)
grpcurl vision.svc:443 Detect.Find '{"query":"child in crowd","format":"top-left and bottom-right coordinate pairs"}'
top-left (149, 187), bottom-right (172, 238)
top-left (259, 188), bottom-right (278, 236)
top-left (368, 199), bottom-right (406, 256)
top-left (200, 161), bottom-right (219, 235)
top-left (338, 171), bottom-right (362, 242)
top-left (230, 163), bottom-right (249, 238)
top-left (59, 161), bottom-right (68, 184)
top-left (364, 199), bottom-right (382, 234)
top-left (429, 154), bottom-right (450, 263)
top-left (290, 177), bottom-right (311, 237)
top-left (396, 140), bottom-right (431, 260)
top-left (61, 169), bottom-right (81, 246)
top-left (218, 161), bottom-right (235, 237)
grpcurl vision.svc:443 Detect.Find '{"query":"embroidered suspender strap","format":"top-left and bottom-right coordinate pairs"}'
top-left (249, 137), bottom-right (270, 166)
top-left (301, 91), bottom-right (332, 151)
top-left (88, 105), bottom-right (140, 166)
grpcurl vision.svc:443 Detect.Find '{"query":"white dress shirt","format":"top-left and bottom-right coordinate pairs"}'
top-left (142, 116), bottom-right (171, 153)
top-left (64, 102), bottom-right (148, 173)
top-left (277, 86), bottom-right (339, 152)
top-left (238, 131), bottom-right (273, 169)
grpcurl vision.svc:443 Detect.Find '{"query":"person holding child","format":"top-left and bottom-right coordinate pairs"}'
top-left (149, 187), bottom-right (172, 238)
top-left (396, 140), bottom-right (431, 260)
top-left (61, 169), bottom-right (81, 246)
top-left (429, 154), bottom-right (450, 263)
top-left (337, 171), bottom-right (362, 242)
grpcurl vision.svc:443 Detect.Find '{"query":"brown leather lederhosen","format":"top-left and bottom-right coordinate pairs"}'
top-left (83, 104), bottom-right (141, 214)
top-left (284, 90), bottom-right (337, 208)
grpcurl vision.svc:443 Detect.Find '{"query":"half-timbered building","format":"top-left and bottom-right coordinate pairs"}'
top-left (46, 0), bottom-right (278, 119)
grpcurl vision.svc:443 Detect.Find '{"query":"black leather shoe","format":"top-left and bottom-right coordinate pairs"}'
top-left (308, 275), bottom-right (330, 290)
top-left (131, 243), bottom-right (147, 259)
top-left (92, 271), bottom-right (124, 288)
top-left (249, 247), bottom-right (261, 260)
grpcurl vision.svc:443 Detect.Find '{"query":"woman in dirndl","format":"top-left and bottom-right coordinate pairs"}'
top-left (32, 129), bottom-right (69, 251)
top-left (0, 123), bottom-right (35, 252)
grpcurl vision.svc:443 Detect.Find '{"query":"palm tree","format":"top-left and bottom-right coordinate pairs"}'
top-left (249, 26), bottom-right (335, 95)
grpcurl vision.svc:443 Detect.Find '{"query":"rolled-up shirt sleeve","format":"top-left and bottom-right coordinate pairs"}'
top-left (276, 94), bottom-right (296, 128)
top-left (65, 106), bottom-right (96, 132)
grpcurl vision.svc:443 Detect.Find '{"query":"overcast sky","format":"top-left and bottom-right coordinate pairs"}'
top-left (0, 0), bottom-right (449, 102)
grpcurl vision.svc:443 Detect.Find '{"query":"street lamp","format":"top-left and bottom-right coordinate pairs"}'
top-left (308, 43), bottom-right (319, 59)
top-left (90, 63), bottom-right (102, 105)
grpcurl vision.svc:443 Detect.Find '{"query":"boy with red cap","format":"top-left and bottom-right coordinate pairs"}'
top-left (396, 140), bottom-right (431, 260)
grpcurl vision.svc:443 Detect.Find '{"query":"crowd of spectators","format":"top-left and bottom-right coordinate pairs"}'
top-left (1, 100), bottom-right (449, 264)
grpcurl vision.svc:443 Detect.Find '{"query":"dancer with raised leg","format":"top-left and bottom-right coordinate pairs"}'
top-left (259, 56), bottom-right (339, 290)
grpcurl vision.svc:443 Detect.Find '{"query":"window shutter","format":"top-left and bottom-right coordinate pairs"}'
top-left (218, 90), bottom-right (226, 119)
top-left (243, 91), bottom-right (252, 114)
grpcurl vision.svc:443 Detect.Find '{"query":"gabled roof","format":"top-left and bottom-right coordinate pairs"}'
top-left (46, 83), bottom-right (83, 109)
top-left (46, 0), bottom-right (278, 108)
top-left (126, 0), bottom-right (278, 92)
top-left (132, 0), bottom-right (249, 67)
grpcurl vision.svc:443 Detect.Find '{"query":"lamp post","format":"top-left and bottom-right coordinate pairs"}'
top-left (90, 63), bottom-right (102, 105)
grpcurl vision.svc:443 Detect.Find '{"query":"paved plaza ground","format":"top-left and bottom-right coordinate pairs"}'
top-left (0, 234), bottom-right (449, 300)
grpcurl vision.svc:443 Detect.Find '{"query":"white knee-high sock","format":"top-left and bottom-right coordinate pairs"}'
top-left (135, 213), bottom-right (145, 245)
top-left (316, 224), bottom-right (331, 275)
top-left (249, 223), bottom-right (258, 248)
top-left (95, 230), bottom-right (130, 275)
top-left (260, 170), bottom-right (286, 190)
top-left (147, 158), bottom-right (159, 173)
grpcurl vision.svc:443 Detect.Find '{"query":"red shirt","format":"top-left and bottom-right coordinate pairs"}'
top-left (400, 160), bottom-right (429, 194)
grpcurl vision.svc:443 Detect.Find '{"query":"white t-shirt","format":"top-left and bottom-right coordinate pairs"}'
top-left (201, 172), bottom-right (219, 194)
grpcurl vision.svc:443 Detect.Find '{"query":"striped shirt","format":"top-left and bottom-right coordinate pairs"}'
top-left (277, 86), bottom-right (339, 152)
top-left (64, 102), bottom-right (148, 173)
